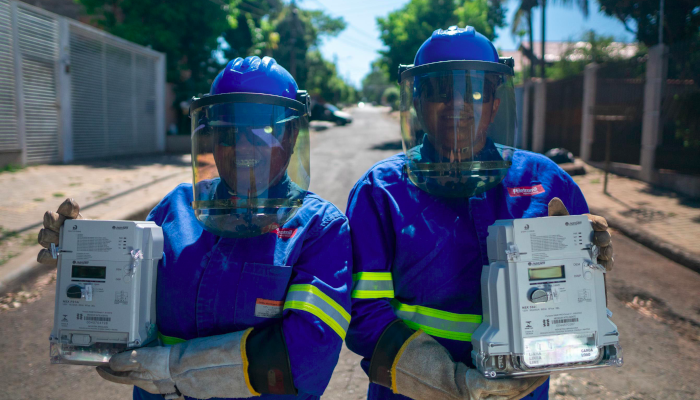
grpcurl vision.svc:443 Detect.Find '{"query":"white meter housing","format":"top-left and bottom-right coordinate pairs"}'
top-left (50, 220), bottom-right (163, 365)
top-left (471, 215), bottom-right (623, 378)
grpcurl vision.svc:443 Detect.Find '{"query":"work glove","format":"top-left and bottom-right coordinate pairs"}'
top-left (369, 321), bottom-right (547, 400)
top-left (548, 197), bottom-right (614, 271)
top-left (393, 330), bottom-right (547, 400)
top-left (37, 198), bottom-right (82, 266)
top-left (97, 329), bottom-right (258, 399)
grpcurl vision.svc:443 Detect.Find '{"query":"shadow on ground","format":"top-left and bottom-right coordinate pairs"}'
top-left (371, 140), bottom-right (402, 151)
top-left (68, 154), bottom-right (191, 170)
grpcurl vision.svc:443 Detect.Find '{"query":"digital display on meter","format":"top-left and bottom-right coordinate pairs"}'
top-left (71, 265), bottom-right (106, 280)
top-left (528, 265), bottom-right (564, 281)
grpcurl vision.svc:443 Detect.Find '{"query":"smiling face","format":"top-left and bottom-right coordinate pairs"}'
top-left (416, 73), bottom-right (501, 161)
top-left (212, 121), bottom-right (299, 196)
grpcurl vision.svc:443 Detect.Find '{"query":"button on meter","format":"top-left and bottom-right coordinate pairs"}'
top-left (529, 289), bottom-right (549, 303)
top-left (66, 284), bottom-right (82, 299)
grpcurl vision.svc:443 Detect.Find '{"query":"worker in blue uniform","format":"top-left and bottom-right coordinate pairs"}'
top-left (37, 56), bottom-right (352, 400)
top-left (344, 26), bottom-right (615, 400)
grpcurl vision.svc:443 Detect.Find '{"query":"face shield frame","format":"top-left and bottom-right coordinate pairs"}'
top-left (397, 58), bottom-right (517, 198)
top-left (188, 91), bottom-right (311, 238)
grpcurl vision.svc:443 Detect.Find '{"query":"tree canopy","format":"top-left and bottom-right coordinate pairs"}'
top-left (376, 0), bottom-right (506, 81)
top-left (597, 0), bottom-right (699, 82)
top-left (75, 0), bottom-right (358, 133)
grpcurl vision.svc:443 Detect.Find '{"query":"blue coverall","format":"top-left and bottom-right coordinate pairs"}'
top-left (134, 183), bottom-right (352, 400)
top-left (345, 151), bottom-right (589, 400)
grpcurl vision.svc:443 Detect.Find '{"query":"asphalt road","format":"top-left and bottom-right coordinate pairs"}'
top-left (1, 106), bottom-right (699, 400)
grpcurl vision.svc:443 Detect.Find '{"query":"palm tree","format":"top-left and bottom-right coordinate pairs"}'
top-left (512, 0), bottom-right (590, 78)
top-left (511, 0), bottom-right (538, 78)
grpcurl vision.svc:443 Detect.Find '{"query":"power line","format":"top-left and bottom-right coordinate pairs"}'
top-left (327, 0), bottom-right (404, 14)
top-left (304, 0), bottom-right (382, 44)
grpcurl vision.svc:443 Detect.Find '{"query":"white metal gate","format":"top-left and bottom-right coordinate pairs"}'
top-left (17, 4), bottom-right (60, 164)
top-left (0, 0), bottom-right (18, 154)
top-left (0, 0), bottom-right (165, 165)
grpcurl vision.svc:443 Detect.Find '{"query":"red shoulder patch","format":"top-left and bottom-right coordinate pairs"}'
top-left (271, 228), bottom-right (297, 239)
top-left (507, 184), bottom-right (546, 197)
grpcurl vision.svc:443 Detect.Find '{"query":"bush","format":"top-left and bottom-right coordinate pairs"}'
top-left (382, 86), bottom-right (400, 111)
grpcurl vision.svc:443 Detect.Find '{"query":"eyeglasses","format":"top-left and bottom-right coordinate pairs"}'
top-left (419, 76), bottom-right (496, 104)
top-left (212, 125), bottom-right (289, 148)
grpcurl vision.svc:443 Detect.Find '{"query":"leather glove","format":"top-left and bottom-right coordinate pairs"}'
top-left (548, 197), bottom-right (614, 271)
top-left (393, 331), bottom-right (547, 400)
top-left (97, 329), bottom-right (258, 399)
top-left (37, 198), bottom-right (82, 266)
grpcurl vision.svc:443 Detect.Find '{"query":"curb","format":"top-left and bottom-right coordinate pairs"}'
top-left (589, 205), bottom-right (700, 275)
top-left (0, 200), bottom-right (160, 296)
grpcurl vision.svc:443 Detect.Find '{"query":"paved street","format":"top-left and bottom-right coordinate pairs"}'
top-left (0, 106), bottom-right (699, 399)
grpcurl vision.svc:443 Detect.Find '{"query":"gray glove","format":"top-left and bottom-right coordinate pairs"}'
top-left (393, 331), bottom-right (548, 400)
top-left (548, 197), bottom-right (614, 271)
top-left (37, 198), bottom-right (82, 266)
top-left (97, 328), bottom-right (258, 399)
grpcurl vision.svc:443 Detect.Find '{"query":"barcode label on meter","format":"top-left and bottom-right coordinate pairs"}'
top-left (553, 317), bottom-right (579, 324)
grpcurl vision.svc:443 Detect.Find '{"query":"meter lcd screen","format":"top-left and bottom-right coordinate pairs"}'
top-left (528, 265), bottom-right (565, 281)
top-left (71, 265), bottom-right (106, 280)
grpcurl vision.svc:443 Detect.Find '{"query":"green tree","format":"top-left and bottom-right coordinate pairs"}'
top-left (75, 0), bottom-right (281, 133)
top-left (510, 0), bottom-right (538, 78)
top-left (361, 61), bottom-right (393, 104)
top-left (305, 50), bottom-right (357, 104)
top-left (382, 86), bottom-right (400, 111)
top-left (269, 4), bottom-right (346, 86)
top-left (76, 0), bottom-right (357, 128)
top-left (597, 0), bottom-right (700, 83)
top-left (376, 0), bottom-right (506, 81)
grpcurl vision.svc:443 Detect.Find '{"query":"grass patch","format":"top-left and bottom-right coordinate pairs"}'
top-left (21, 233), bottom-right (36, 246)
top-left (0, 252), bottom-right (17, 266)
top-left (33, 198), bottom-right (44, 202)
top-left (0, 164), bottom-right (24, 174)
top-left (52, 192), bottom-right (65, 198)
top-left (92, 190), bottom-right (109, 200)
top-left (590, 178), bottom-right (600, 184)
top-left (68, 182), bottom-right (82, 187)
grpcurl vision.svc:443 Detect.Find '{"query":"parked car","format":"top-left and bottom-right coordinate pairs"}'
top-left (311, 103), bottom-right (353, 126)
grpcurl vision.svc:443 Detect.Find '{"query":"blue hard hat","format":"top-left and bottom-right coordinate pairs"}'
top-left (414, 26), bottom-right (499, 66)
top-left (210, 56), bottom-right (298, 99)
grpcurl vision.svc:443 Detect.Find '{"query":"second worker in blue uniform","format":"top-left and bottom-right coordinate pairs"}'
top-left (345, 26), bottom-right (615, 400)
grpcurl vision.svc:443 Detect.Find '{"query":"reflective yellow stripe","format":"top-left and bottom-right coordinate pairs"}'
top-left (391, 300), bottom-right (483, 342)
top-left (392, 301), bottom-right (483, 323)
top-left (351, 272), bottom-right (395, 299)
top-left (284, 284), bottom-right (350, 339)
top-left (402, 320), bottom-right (475, 341)
top-left (352, 272), bottom-right (393, 281)
top-left (158, 332), bottom-right (186, 345)
top-left (352, 290), bottom-right (395, 299)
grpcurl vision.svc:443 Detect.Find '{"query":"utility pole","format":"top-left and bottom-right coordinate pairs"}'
top-left (540, 0), bottom-right (546, 78)
top-left (658, 0), bottom-right (664, 45)
top-left (528, 10), bottom-right (535, 79)
top-left (289, 1), bottom-right (299, 77)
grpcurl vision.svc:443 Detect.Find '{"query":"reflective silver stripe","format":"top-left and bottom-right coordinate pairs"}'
top-left (351, 272), bottom-right (395, 299)
top-left (352, 280), bottom-right (394, 292)
top-left (284, 287), bottom-right (350, 338)
top-left (392, 300), bottom-right (482, 342)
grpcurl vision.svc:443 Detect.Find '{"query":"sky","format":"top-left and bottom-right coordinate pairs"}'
top-left (300, 0), bottom-right (637, 87)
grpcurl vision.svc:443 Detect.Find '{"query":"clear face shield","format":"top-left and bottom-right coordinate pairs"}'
top-left (399, 61), bottom-right (516, 197)
top-left (190, 93), bottom-right (310, 238)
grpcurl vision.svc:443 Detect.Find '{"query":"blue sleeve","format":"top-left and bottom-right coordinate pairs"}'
top-left (344, 178), bottom-right (400, 362)
top-left (564, 171), bottom-right (589, 215)
top-left (282, 213), bottom-right (353, 396)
